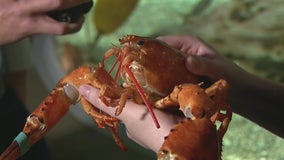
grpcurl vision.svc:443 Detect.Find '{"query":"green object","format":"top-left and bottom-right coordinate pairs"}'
top-left (93, 0), bottom-right (138, 34)
top-left (14, 132), bottom-right (30, 156)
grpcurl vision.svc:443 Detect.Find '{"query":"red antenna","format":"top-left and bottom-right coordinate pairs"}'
top-left (124, 64), bottom-right (160, 128)
top-left (103, 46), bottom-right (160, 128)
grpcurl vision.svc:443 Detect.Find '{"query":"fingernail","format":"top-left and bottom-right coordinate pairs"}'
top-left (186, 56), bottom-right (197, 70)
top-left (78, 85), bottom-right (91, 98)
top-left (187, 55), bottom-right (198, 62)
top-left (63, 83), bottom-right (80, 104)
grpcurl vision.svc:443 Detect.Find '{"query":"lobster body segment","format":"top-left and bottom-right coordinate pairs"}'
top-left (102, 35), bottom-right (201, 128)
top-left (118, 35), bottom-right (199, 97)
top-left (103, 35), bottom-right (200, 101)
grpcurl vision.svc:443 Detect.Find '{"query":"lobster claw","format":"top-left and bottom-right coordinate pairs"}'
top-left (62, 83), bottom-right (80, 104)
top-left (0, 83), bottom-right (80, 160)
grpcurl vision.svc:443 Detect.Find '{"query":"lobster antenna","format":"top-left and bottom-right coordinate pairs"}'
top-left (124, 64), bottom-right (160, 128)
top-left (114, 50), bottom-right (126, 82)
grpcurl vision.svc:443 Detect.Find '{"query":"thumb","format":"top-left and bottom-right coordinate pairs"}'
top-left (186, 55), bottom-right (227, 80)
top-left (78, 84), bottom-right (117, 117)
top-left (186, 56), bottom-right (209, 76)
top-left (78, 84), bottom-right (148, 121)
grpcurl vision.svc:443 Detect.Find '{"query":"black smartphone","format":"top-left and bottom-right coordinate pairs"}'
top-left (48, 1), bottom-right (93, 23)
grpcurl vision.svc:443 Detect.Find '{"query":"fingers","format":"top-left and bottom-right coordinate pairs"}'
top-left (157, 35), bottom-right (217, 56)
top-left (157, 35), bottom-right (185, 49)
top-left (158, 35), bottom-right (225, 80)
top-left (18, 0), bottom-right (91, 35)
top-left (26, 0), bottom-right (92, 12)
top-left (186, 55), bottom-right (233, 80)
top-left (30, 15), bottom-right (85, 35)
top-left (78, 85), bottom-right (118, 117)
top-left (78, 84), bottom-right (156, 122)
top-left (157, 35), bottom-right (201, 54)
top-left (186, 56), bottom-right (212, 77)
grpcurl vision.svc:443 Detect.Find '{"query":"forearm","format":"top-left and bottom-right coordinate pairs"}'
top-left (228, 70), bottom-right (284, 138)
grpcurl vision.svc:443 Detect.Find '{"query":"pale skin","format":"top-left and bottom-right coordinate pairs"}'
top-left (0, 0), bottom-right (91, 45)
top-left (79, 35), bottom-right (284, 153)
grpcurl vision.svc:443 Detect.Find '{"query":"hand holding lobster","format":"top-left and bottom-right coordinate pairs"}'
top-left (157, 35), bottom-right (246, 85)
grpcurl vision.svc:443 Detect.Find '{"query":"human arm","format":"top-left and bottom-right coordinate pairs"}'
top-left (158, 35), bottom-right (284, 138)
top-left (0, 0), bottom-right (91, 45)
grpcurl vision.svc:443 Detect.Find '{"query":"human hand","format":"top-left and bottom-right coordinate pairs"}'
top-left (0, 0), bottom-right (92, 45)
top-left (157, 35), bottom-right (247, 84)
top-left (78, 84), bottom-right (183, 152)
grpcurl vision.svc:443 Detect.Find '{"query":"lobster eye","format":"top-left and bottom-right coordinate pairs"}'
top-left (137, 40), bottom-right (144, 46)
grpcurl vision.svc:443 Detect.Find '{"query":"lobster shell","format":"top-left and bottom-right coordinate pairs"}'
top-left (157, 118), bottom-right (220, 160)
top-left (119, 35), bottom-right (200, 98)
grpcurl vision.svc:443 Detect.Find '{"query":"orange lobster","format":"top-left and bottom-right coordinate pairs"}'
top-left (0, 35), bottom-right (232, 160)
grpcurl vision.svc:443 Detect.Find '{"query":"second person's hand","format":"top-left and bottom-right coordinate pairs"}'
top-left (157, 35), bottom-right (248, 85)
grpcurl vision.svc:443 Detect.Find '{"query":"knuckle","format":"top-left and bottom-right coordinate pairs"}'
top-left (55, 22), bottom-right (82, 35)
top-left (126, 131), bottom-right (133, 139)
top-left (194, 36), bottom-right (203, 42)
top-left (56, 24), bottom-right (69, 35)
top-left (21, 19), bottom-right (34, 35)
top-left (49, 0), bottom-right (64, 8)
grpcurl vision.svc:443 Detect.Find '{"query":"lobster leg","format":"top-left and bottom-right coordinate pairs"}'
top-left (210, 104), bottom-right (232, 139)
top-left (205, 79), bottom-right (232, 139)
top-left (109, 126), bottom-right (127, 151)
top-left (205, 79), bottom-right (229, 114)
top-left (101, 46), bottom-right (121, 69)
top-left (115, 87), bottom-right (138, 116)
top-left (80, 98), bottom-right (127, 151)
top-left (154, 85), bottom-right (180, 109)
top-left (95, 83), bottom-right (136, 116)
top-left (80, 98), bottom-right (118, 125)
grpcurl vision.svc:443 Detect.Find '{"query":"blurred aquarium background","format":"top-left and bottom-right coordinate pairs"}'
top-left (54, 0), bottom-right (284, 159)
